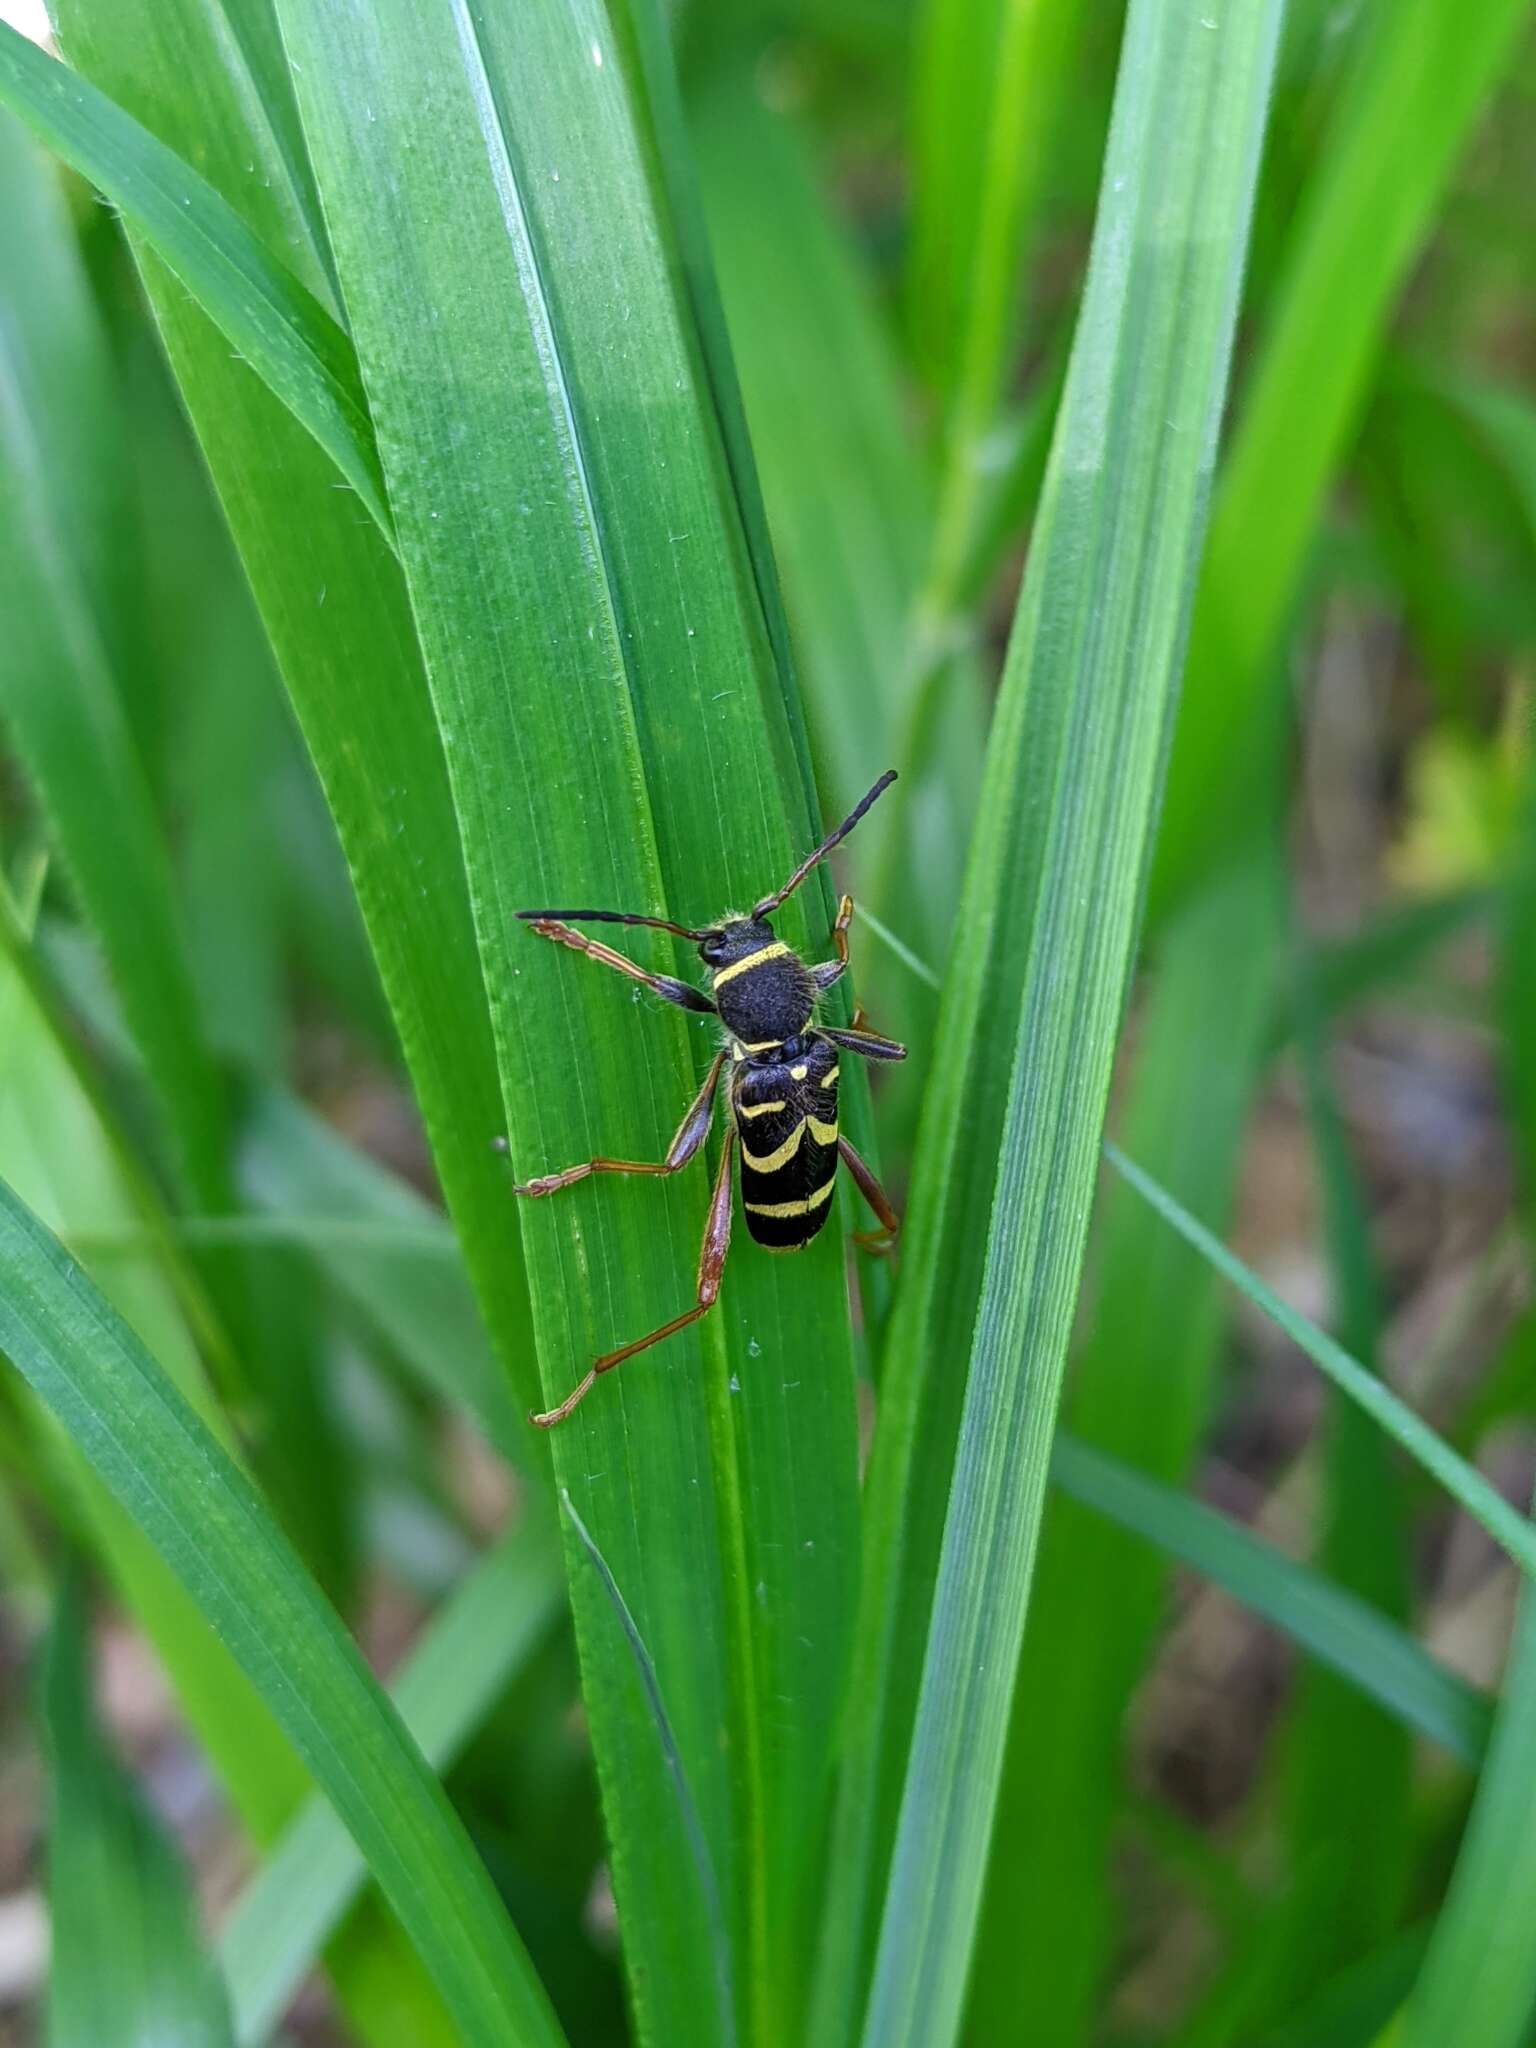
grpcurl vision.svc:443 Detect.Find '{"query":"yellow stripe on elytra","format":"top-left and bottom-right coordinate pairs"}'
top-left (738, 1098), bottom-right (785, 1119)
top-left (743, 1115), bottom-right (839, 1169)
top-left (712, 941), bottom-right (790, 989)
top-left (742, 1123), bottom-right (807, 1173)
top-left (745, 1178), bottom-right (836, 1220)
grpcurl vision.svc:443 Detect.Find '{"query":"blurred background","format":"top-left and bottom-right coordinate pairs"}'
top-left (3, 0), bottom-right (1536, 2041)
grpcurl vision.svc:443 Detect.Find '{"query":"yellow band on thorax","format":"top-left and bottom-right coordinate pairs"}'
top-left (712, 941), bottom-right (790, 989)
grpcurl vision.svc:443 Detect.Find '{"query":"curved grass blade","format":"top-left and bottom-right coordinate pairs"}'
top-left (1303, 886), bottom-right (1492, 1040)
top-left (0, 905), bottom-right (453, 2036)
top-left (268, 4), bottom-right (862, 2039)
top-left (1261, 1927), bottom-right (1431, 2048)
top-left (51, 0), bottom-right (538, 1417)
top-left (910, 0), bottom-right (1085, 612)
top-left (1394, 781), bottom-right (1536, 2048)
top-left (691, 72), bottom-right (981, 946)
top-left (0, 110), bottom-right (230, 1218)
top-left (561, 1488), bottom-right (735, 2048)
top-left (0, 883), bottom-right (306, 1841)
top-left (222, 1518), bottom-right (563, 2046)
top-left (1397, 1514), bottom-right (1536, 2047)
top-left (907, 0), bottom-right (1078, 412)
top-left (1053, 1437), bottom-right (1490, 1768)
top-left (967, 841), bottom-right (1285, 2045)
top-left (842, 8), bottom-right (1285, 2044)
top-left (692, 71), bottom-right (924, 802)
top-left (1152, 0), bottom-right (1532, 916)
top-left (0, 19), bottom-right (390, 539)
top-left (1269, 960), bottom-right (1412, 2017)
top-left (41, 1577), bottom-right (236, 2048)
top-left (1107, 1143), bottom-right (1536, 1576)
top-left (238, 1085), bottom-right (525, 1463)
top-left (0, 1179), bottom-right (565, 2048)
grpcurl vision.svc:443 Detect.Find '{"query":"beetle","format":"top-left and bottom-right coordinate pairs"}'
top-left (513, 768), bottom-right (906, 1427)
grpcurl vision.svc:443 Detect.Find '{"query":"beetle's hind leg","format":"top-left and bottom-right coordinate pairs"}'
top-left (513, 1053), bottom-right (724, 1197)
top-left (839, 1133), bottom-right (900, 1256)
top-left (531, 1129), bottom-right (737, 1428)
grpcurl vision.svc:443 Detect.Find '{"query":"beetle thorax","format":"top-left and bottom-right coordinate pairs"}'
top-left (699, 916), bottom-right (815, 1047)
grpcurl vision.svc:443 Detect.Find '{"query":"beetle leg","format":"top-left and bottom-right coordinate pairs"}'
top-left (531, 1129), bottom-right (737, 1427)
top-left (525, 918), bottom-right (715, 1014)
top-left (812, 900), bottom-right (901, 1042)
top-left (809, 892), bottom-right (855, 994)
top-left (821, 1023), bottom-right (907, 1062)
top-left (513, 1053), bottom-right (724, 1197)
top-left (839, 1133), bottom-right (900, 1255)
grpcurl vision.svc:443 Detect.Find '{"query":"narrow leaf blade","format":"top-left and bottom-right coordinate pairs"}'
top-left (0, 1179), bottom-right (565, 2048)
top-left (852, 8), bottom-right (1285, 2044)
top-left (0, 19), bottom-right (391, 536)
top-left (42, 1578), bottom-right (237, 2048)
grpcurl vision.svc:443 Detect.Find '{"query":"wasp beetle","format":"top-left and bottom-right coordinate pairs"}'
top-left (514, 769), bottom-right (905, 1427)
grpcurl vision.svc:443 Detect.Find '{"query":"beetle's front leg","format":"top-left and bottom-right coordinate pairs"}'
top-left (810, 892), bottom-right (854, 994)
top-left (526, 918), bottom-right (716, 1015)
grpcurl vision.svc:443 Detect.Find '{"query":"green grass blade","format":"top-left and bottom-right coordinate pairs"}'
top-left (967, 842), bottom-right (1286, 2044)
top-left (1262, 1928), bottom-right (1431, 2048)
top-left (1393, 784), bottom-right (1536, 2048)
top-left (0, 111), bottom-right (230, 1215)
top-left (52, 0), bottom-right (538, 1416)
top-left (561, 1488), bottom-right (736, 2046)
top-left (1436, 374), bottom-right (1536, 544)
top-left (909, 0), bottom-right (1084, 611)
top-left (1052, 1438), bottom-right (1491, 1769)
top-left (1398, 1536), bottom-right (1536, 2047)
top-left (1107, 1143), bottom-right (1536, 1577)
top-left (0, 20), bottom-right (390, 538)
top-left (0, 905), bottom-right (474, 2038)
top-left (0, 886), bottom-right (307, 1842)
top-left (239, 1086), bottom-right (525, 1462)
top-left (1307, 886), bottom-right (1493, 1037)
top-left (221, 1518), bottom-right (563, 2046)
top-left (175, 609), bottom-right (292, 1075)
top-left (1271, 963), bottom-right (1412, 2010)
top-left (838, 8), bottom-right (1284, 2044)
top-left (692, 70), bottom-right (926, 805)
top-left (691, 71), bottom-right (981, 948)
top-left (907, 0), bottom-right (1078, 412)
top-left (0, 1179), bottom-right (565, 2048)
top-left (1152, 0), bottom-right (1532, 916)
top-left (268, 5), bottom-right (861, 2038)
top-left (41, 1577), bottom-right (237, 2048)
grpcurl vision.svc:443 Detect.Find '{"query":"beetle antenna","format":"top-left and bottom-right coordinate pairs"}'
top-left (751, 769), bottom-right (897, 919)
top-left (515, 907), bottom-right (714, 941)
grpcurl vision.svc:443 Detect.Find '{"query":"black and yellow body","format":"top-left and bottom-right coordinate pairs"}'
top-left (512, 770), bottom-right (907, 1427)
top-left (731, 1030), bottom-right (841, 1252)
